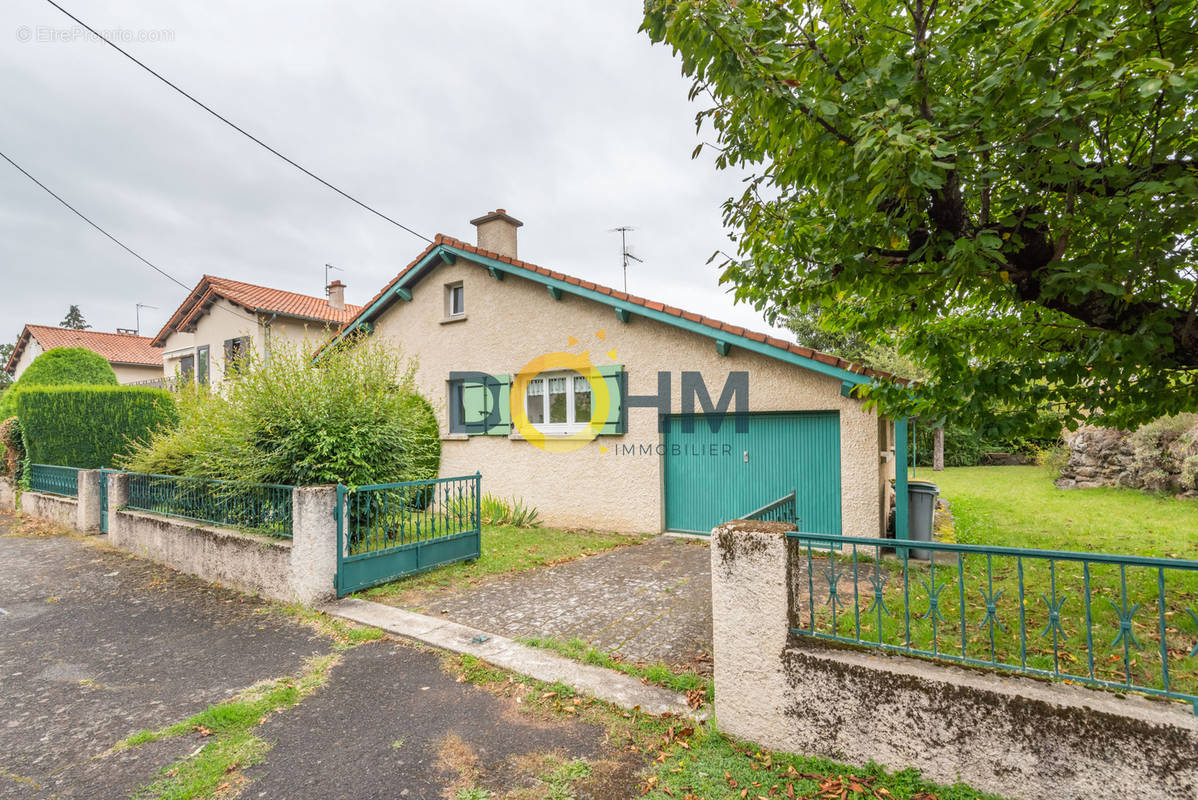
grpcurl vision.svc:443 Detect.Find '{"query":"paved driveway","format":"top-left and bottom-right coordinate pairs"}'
top-left (0, 516), bottom-right (640, 799)
top-left (401, 536), bottom-right (714, 671)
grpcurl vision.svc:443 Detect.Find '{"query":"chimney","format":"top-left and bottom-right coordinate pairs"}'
top-left (326, 280), bottom-right (346, 311)
top-left (470, 208), bottom-right (523, 259)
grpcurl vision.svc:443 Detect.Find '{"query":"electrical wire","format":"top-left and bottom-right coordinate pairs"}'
top-left (43, 0), bottom-right (433, 245)
top-left (1, 149), bottom-right (260, 329)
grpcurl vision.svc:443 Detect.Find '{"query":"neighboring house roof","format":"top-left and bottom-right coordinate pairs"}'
top-left (152, 275), bottom-right (363, 347)
top-left (321, 234), bottom-right (908, 387)
top-left (5, 324), bottom-right (160, 374)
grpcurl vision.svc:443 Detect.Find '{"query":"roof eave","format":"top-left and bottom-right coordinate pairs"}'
top-left (324, 243), bottom-right (878, 387)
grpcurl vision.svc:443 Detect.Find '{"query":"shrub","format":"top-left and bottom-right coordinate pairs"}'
top-left (1127, 413), bottom-right (1198, 494)
top-left (17, 386), bottom-right (177, 468)
top-left (0, 347), bottom-right (118, 420)
top-left (0, 417), bottom-right (26, 479)
top-left (478, 494), bottom-right (542, 528)
top-left (120, 337), bottom-right (441, 487)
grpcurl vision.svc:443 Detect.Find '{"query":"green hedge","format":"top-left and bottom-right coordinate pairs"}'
top-left (17, 385), bottom-right (178, 468)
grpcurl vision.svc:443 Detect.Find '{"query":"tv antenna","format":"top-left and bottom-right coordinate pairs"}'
top-left (134, 303), bottom-right (158, 336)
top-left (609, 226), bottom-right (643, 293)
top-left (324, 263), bottom-right (343, 295)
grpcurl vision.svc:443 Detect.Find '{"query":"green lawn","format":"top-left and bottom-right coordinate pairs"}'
top-left (798, 466), bottom-right (1198, 702)
top-left (931, 465), bottom-right (1198, 559)
top-left (358, 524), bottom-right (645, 605)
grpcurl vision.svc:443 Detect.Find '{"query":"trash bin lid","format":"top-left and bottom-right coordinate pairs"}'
top-left (908, 480), bottom-right (939, 494)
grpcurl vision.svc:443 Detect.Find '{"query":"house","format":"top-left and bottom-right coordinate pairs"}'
top-left (151, 275), bottom-right (361, 387)
top-left (5, 325), bottom-right (163, 385)
top-left (323, 210), bottom-right (912, 536)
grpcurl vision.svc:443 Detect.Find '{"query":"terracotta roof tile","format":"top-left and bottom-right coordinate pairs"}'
top-left (6, 325), bottom-right (160, 373)
top-left (322, 234), bottom-right (907, 384)
top-left (152, 275), bottom-right (362, 346)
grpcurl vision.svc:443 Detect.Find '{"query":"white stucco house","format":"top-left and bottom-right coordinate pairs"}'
top-left (321, 210), bottom-right (913, 536)
top-left (5, 325), bottom-right (163, 385)
top-left (151, 275), bottom-right (362, 387)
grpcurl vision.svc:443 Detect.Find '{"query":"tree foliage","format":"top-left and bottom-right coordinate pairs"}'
top-left (60, 305), bottom-right (90, 330)
top-left (643, 0), bottom-right (1197, 430)
top-left (119, 337), bottom-right (441, 487)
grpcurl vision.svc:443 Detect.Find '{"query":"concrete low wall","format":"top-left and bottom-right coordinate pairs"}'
top-left (710, 521), bottom-right (1198, 800)
top-left (21, 491), bottom-right (79, 530)
top-left (0, 477), bottom-right (14, 512)
top-left (106, 474), bottom-right (337, 605)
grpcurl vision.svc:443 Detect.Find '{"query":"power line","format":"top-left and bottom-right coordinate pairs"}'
top-left (0, 149), bottom-right (246, 329)
top-left (43, 0), bottom-right (433, 245)
top-left (0, 149), bottom-right (191, 292)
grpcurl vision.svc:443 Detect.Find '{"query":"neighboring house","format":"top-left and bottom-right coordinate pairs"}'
top-left (322, 210), bottom-right (910, 536)
top-left (151, 275), bottom-right (361, 387)
top-left (5, 325), bottom-right (163, 385)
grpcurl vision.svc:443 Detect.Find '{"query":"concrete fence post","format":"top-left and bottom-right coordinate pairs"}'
top-left (289, 486), bottom-right (339, 605)
top-left (709, 520), bottom-right (793, 744)
top-left (75, 469), bottom-right (102, 533)
top-left (107, 472), bottom-right (130, 543)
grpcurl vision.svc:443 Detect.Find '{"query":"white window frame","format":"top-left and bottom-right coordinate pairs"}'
top-left (524, 370), bottom-right (593, 436)
top-left (445, 282), bottom-right (465, 317)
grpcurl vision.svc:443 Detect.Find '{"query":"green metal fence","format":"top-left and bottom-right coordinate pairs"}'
top-left (28, 464), bottom-right (80, 498)
top-left (787, 532), bottom-right (1198, 712)
top-left (125, 472), bottom-right (294, 538)
top-left (743, 490), bottom-right (798, 524)
top-left (336, 474), bottom-right (481, 596)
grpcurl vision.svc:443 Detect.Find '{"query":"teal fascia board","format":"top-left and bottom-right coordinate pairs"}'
top-left (444, 245), bottom-right (874, 386)
top-left (440, 251), bottom-right (456, 265)
top-left (615, 308), bottom-right (631, 323)
top-left (487, 265), bottom-right (504, 280)
top-left (716, 340), bottom-right (731, 357)
top-left (840, 380), bottom-right (855, 398)
top-left (894, 417), bottom-right (909, 540)
top-left (395, 288), bottom-right (412, 302)
top-left (547, 286), bottom-right (563, 301)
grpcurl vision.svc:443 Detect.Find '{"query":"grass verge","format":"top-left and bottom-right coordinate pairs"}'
top-left (444, 653), bottom-right (1007, 800)
top-left (358, 524), bottom-right (645, 604)
top-left (119, 611), bottom-right (383, 800)
top-left (518, 635), bottom-right (713, 705)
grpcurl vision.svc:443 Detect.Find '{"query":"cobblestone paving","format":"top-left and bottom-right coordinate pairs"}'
top-left (406, 536), bottom-right (715, 671)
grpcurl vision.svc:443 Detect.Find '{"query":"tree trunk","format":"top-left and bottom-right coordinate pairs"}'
top-left (933, 426), bottom-right (945, 472)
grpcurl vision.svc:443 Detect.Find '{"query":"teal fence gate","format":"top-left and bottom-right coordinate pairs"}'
top-left (335, 474), bottom-right (482, 597)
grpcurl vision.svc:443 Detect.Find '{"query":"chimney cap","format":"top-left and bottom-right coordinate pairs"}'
top-left (470, 209), bottom-right (523, 228)
top-left (327, 279), bottom-right (346, 288)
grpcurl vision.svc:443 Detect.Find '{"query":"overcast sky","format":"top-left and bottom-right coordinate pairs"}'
top-left (1, 1), bottom-right (789, 345)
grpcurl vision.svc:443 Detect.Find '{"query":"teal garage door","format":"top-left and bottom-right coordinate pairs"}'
top-left (663, 411), bottom-right (841, 536)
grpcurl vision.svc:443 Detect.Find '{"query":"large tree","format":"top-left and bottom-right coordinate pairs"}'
top-left (643, 0), bottom-right (1197, 430)
top-left (60, 305), bottom-right (90, 330)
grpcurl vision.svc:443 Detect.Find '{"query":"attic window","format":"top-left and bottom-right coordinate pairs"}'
top-left (445, 282), bottom-right (464, 317)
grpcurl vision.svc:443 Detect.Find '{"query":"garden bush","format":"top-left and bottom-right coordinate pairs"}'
top-left (0, 347), bottom-right (118, 420)
top-left (0, 417), bottom-right (26, 479)
top-left (17, 386), bottom-right (178, 469)
top-left (1127, 414), bottom-right (1198, 493)
top-left (119, 337), bottom-right (441, 487)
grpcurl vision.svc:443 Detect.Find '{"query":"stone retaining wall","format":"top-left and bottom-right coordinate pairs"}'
top-left (1055, 426), bottom-right (1135, 490)
top-left (0, 477), bottom-right (14, 512)
top-left (710, 520), bottom-right (1198, 800)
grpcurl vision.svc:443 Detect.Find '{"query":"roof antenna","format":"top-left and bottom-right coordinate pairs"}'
top-left (324, 263), bottom-right (343, 295)
top-left (134, 303), bottom-right (158, 336)
top-left (609, 226), bottom-right (644, 293)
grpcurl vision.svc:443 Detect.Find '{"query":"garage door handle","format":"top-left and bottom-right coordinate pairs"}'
top-left (744, 450), bottom-right (749, 463)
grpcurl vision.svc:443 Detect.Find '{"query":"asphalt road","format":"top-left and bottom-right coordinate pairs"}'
top-left (0, 517), bottom-right (639, 799)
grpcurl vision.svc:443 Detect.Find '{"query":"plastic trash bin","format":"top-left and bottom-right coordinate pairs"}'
top-left (907, 480), bottom-right (939, 560)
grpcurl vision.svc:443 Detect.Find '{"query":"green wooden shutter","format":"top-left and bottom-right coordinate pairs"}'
top-left (461, 382), bottom-right (489, 434)
top-left (597, 365), bottom-right (626, 435)
top-left (486, 375), bottom-right (511, 435)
